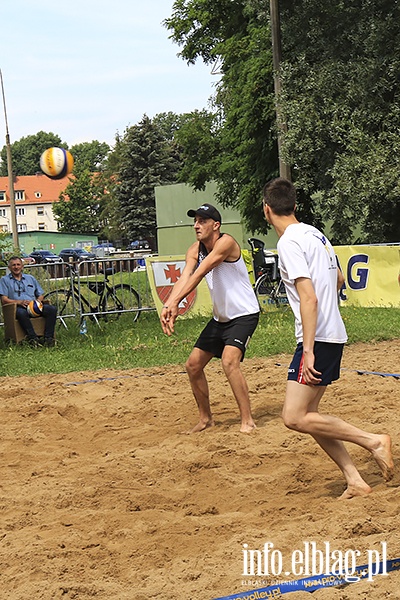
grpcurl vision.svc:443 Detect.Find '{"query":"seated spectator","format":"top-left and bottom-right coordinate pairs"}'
top-left (0, 256), bottom-right (57, 347)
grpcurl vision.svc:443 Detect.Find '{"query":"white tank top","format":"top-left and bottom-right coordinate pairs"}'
top-left (199, 238), bottom-right (260, 322)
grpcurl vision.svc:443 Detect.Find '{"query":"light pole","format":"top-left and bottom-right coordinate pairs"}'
top-left (269, 0), bottom-right (291, 181)
top-left (0, 69), bottom-right (19, 249)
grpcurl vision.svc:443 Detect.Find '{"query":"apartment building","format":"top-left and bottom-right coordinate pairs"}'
top-left (0, 172), bottom-right (70, 233)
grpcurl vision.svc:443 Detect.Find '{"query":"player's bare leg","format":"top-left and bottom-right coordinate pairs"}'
top-left (283, 381), bottom-right (394, 496)
top-left (221, 345), bottom-right (256, 433)
top-left (185, 348), bottom-right (215, 433)
top-left (312, 434), bottom-right (372, 499)
top-left (370, 434), bottom-right (394, 481)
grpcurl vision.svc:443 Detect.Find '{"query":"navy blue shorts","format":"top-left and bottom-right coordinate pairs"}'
top-left (288, 341), bottom-right (344, 386)
top-left (194, 313), bottom-right (259, 360)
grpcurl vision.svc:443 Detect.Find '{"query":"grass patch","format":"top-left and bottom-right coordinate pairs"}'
top-left (0, 307), bottom-right (399, 378)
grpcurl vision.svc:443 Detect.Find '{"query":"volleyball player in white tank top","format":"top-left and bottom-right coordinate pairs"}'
top-left (160, 204), bottom-right (259, 434)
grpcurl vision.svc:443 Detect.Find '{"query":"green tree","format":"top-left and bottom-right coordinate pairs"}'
top-left (0, 131), bottom-right (65, 176)
top-left (52, 163), bottom-right (104, 234)
top-left (0, 231), bottom-right (13, 267)
top-left (279, 0), bottom-right (400, 243)
top-left (166, 0), bottom-right (400, 243)
top-left (70, 140), bottom-right (111, 172)
top-left (114, 115), bottom-right (181, 244)
top-left (165, 1), bottom-right (278, 234)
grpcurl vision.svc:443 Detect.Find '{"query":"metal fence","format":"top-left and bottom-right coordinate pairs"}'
top-left (0, 258), bottom-right (156, 328)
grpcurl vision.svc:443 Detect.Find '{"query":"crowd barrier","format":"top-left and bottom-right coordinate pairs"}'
top-left (0, 258), bottom-right (155, 328)
top-left (1, 245), bottom-right (399, 330)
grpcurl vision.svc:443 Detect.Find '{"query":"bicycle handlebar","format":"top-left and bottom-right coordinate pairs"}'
top-left (62, 262), bottom-right (115, 280)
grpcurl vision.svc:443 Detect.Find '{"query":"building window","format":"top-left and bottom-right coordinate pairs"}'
top-left (16, 207), bottom-right (25, 216)
top-left (0, 208), bottom-right (6, 217)
top-left (38, 222), bottom-right (46, 231)
top-left (37, 206), bottom-right (45, 216)
top-left (0, 224), bottom-right (8, 232)
top-left (17, 223), bottom-right (27, 232)
top-left (0, 191), bottom-right (5, 202)
top-left (15, 190), bottom-right (25, 201)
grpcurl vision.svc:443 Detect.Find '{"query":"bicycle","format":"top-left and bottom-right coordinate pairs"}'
top-left (248, 238), bottom-right (289, 313)
top-left (44, 263), bottom-right (141, 326)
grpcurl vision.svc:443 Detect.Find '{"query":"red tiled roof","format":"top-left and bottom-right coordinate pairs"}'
top-left (0, 173), bottom-right (72, 205)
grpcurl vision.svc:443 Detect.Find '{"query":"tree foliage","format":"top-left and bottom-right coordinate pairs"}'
top-left (69, 140), bottom-right (110, 172)
top-left (113, 115), bottom-right (181, 244)
top-left (166, 0), bottom-right (400, 243)
top-left (0, 131), bottom-right (65, 177)
top-left (279, 0), bottom-right (400, 243)
top-left (52, 163), bottom-right (105, 234)
top-left (0, 133), bottom-right (110, 177)
top-left (165, 1), bottom-right (278, 234)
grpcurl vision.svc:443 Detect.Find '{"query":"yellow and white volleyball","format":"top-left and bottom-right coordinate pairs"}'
top-left (27, 300), bottom-right (43, 318)
top-left (40, 147), bottom-right (74, 180)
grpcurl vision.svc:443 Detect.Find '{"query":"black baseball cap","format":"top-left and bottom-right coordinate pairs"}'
top-left (187, 203), bottom-right (222, 223)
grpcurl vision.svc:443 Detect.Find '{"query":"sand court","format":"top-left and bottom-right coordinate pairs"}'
top-left (0, 339), bottom-right (399, 599)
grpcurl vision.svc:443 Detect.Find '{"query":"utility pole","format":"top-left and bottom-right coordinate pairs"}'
top-left (0, 69), bottom-right (19, 249)
top-left (269, 0), bottom-right (291, 181)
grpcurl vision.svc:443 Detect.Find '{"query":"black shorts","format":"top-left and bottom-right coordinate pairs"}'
top-left (288, 341), bottom-right (344, 386)
top-left (194, 313), bottom-right (259, 360)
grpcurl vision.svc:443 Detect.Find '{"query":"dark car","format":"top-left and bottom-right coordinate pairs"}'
top-left (59, 248), bottom-right (96, 263)
top-left (128, 239), bottom-right (151, 250)
top-left (29, 250), bottom-right (62, 264)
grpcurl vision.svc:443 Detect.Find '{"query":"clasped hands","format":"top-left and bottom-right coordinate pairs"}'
top-left (160, 303), bottom-right (178, 336)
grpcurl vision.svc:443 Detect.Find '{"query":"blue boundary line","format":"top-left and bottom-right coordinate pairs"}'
top-left (275, 363), bottom-right (400, 380)
top-left (213, 558), bottom-right (400, 599)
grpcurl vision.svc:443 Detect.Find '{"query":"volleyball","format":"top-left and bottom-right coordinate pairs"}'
top-left (27, 300), bottom-right (43, 318)
top-left (40, 147), bottom-right (74, 180)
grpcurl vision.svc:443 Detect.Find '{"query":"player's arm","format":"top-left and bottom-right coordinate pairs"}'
top-left (160, 243), bottom-right (199, 335)
top-left (161, 236), bottom-right (237, 335)
top-left (170, 235), bottom-right (237, 305)
top-left (162, 243), bottom-right (199, 307)
top-left (337, 266), bottom-right (345, 291)
top-left (295, 277), bottom-right (322, 385)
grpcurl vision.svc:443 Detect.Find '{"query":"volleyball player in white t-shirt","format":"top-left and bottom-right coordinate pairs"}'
top-left (263, 178), bottom-right (393, 498)
top-left (160, 203), bottom-right (259, 434)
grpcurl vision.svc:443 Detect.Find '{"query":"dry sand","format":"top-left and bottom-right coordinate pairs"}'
top-left (1, 340), bottom-right (399, 599)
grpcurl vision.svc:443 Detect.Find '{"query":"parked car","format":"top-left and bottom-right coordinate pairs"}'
top-left (29, 250), bottom-right (62, 264)
top-left (59, 248), bottom-right (96, 262)
top-left (19, 253), bottom-right (36, 265)
top-left (92, 242), bottom-right (116, 255)
top-left (127, 239), bottom-right (151, 250)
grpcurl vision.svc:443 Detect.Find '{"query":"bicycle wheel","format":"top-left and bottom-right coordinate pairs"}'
top-left (254, 274), bottom-right (279, 312)
top-left (44, 289), bottom-right (76, 319)
top-left (104, 284), bottom-right (141, 322)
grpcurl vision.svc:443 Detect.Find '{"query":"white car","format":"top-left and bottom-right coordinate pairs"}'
top-left (92, 243), bottom-right (116, 256)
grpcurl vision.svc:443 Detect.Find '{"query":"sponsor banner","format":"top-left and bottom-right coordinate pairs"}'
top-left (146, 255), bottom-right (212, 317)
top-left (335, 245), bottom-right (400, 308)
top-left (146, 245), bottom-right (399, 314)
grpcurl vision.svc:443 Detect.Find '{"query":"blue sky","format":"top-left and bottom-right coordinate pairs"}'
top-left (1, 0), bottom-right (217, 149)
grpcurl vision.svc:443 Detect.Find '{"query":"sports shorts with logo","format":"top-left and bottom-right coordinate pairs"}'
top-left (194, 313), bottom-right (259, 360)
top-left (288, 341), bottom-right (344, 386)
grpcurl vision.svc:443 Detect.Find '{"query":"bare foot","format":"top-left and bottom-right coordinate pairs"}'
top-left (372, 434), bottom-right (394, 481)
top-left (338, 482), bottom-right (372, 500)
top-left (240, 422), bottom-right (257, 433)
top-left (182, 419), bottom-right (215, 434)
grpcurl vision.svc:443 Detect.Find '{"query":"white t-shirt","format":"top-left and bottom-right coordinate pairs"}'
top-left (277, 223), bottom-right (347, 343)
